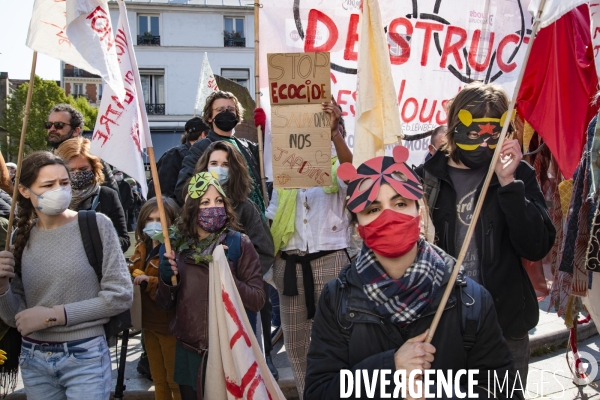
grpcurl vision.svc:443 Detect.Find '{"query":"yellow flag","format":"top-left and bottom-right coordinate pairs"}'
top-left (353, 0), bottom-right (403, 167)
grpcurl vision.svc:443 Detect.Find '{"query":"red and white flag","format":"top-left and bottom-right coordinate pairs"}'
top-left (90, 0), bottom-right (152, 198)
top-left (194, 52), bottom-right (219, 115)
top-left (26, 0), bottom-right (124, 97)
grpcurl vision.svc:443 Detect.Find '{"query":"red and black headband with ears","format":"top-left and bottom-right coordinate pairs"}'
top-left (338, 146), bottom-right (423, 213)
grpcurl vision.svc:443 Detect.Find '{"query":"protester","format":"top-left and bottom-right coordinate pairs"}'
top-left (45, 103), bottom-right (118, 193)
top-left (304, 146), bottom-right (521, 399)
top-left (54, 137), bottom-right (130, 252)
top-left (174, 91), bottom-right (265, 213)
top-left (155, 172), bottom-right (265, 400)
top-left (417, 81), bottom-right (556, 382)
top-left (125, 178), bottom-right (144, 231)
top-left (114, 169), bottom-right (134, 231)
top-left (6, 163), bottom-right (16, 184)
top-left (265, 100), bottom-right (352, 398)
top-left (195, 141), bottom-right (278, 378)
top-left (423, 125), bottom-right (447, 164)
top-left (149, 117), bottom-right (210, 200)
top-left (129, 197), bottom-right (181, 400)
top-left (0, 190), bottom-right (11, 249)
top-left (0, 151), bottom-right (132, 399)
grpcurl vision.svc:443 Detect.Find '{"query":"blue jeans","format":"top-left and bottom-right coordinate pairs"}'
top-left (19, 336), bottom-right (112, 400)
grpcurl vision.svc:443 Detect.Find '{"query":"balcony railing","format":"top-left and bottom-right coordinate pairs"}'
top-left (137, 35), bottom-right (161, 46)
top-left (146, 103), bottom-right (165, 115)
top-left (224, 37), bottom-right (245, 47)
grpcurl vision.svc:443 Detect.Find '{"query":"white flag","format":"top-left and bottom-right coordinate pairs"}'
top-left (590, 3), bottom-right (600, 79)
top-left (26, 0), bottom-right (98, 74)
top-left (90, 0), bottom-right (152, 198)
top-left (194, 52), bottom-right (219, 114)
top-left (528, 0), bottom-right (587, 28)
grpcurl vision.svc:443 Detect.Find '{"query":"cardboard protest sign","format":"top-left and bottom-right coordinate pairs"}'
top-left (267, 52), bottom-right (331, 105)
top-left (271, 104), bottom-right (332, 188)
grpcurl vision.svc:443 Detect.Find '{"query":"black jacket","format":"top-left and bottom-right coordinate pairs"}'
top-left (100, 161), bottom-right (119, 195)
top-left (305, 262), bottom-right (521, 400)
top-left (76, 186), bottom-right (130, 252)
top-left (117, 180), bottom-right (134, 213)
top-left (148, 142), bottom-right (191, 200)
top-left (234, 200), bottom-right (274, 276)
top-left (416, 151), bottom-right (556, 337)
top-left (175, 131), bottom-right (263, 205)
top-left (0, 190), bottom-right (11, 219)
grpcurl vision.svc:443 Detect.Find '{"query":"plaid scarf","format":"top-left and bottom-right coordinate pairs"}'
top-left (356, 239), bottom-right (454, 326)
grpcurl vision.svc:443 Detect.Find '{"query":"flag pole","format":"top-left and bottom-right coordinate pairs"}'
top-left (426, 0), bottom-right (548, 343)
top-left (254, 1), bottom-right (269, 207)
top-left (5, 52), bottom-right (38, 251)
top-left (147, 146), bottom-right (178, 286)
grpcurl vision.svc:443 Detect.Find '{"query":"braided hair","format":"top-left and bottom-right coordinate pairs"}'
top-left (12, 152), bottom-right (68, 276)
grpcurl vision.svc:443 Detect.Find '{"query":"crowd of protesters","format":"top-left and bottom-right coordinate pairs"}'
top-left (0, 81), bottom-right (557, 400)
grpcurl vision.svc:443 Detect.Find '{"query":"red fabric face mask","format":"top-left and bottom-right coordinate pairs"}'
top-left (358, 209), bottom-right (420, 258)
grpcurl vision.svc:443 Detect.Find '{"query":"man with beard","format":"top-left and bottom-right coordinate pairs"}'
top-left (46, 104), bottom-right (119, 194)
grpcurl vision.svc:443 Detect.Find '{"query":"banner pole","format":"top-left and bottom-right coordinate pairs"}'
top-left (426, 0), bottom-right (548, 343)
top-left (147, 146), bottom-right (177, 286)
top-left (254, 1), bottom-right (269, 208)
top-left (5, 51), bottom-right (38, 251)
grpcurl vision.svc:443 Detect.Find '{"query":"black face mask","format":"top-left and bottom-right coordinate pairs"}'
top-left (457, 146), bottom-right (494, 169)
top-left (212, 110), bottom-right (239, 132)
top-left (71, 170), bottom-right (96, 190)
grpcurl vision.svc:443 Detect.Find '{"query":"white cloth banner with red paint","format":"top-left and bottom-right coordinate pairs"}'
top-left (589, 3), bottom-right (600, 79)
top-left (259, 0), bottom-right (534, 176)
top-left (90, 0), bottom-right (151, 198)
top-left (206, 245), bottom-right (285, 400)
top-left (194, 52), bottom-right (220, 115)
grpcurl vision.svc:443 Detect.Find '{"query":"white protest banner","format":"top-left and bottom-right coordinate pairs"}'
top-left (205, 246), bottom-right (285, 400)
top-left (26, 0), bottom-right (98, 75)
top-left (259, 0), bottom-right (534, 176)
top-left (90, 0), bottom-right (151, 198)
top-left (194, 52), bottom-right (220, 115)
top-left (590, 2), bottom-right (600, 80)
top-left (528, 0), bottom-right (588, 28)
top-left (64, 0), bottom-right (124, 97)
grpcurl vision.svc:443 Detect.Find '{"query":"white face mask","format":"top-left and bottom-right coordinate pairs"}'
top-left (143, 221), bottom-right (162, 238)
top-left (28, 186), bottom-right (72, 216)
top-left (115, 174), bottom-right (123, 182)
top-left (208, 166), bottom-right (229, 185)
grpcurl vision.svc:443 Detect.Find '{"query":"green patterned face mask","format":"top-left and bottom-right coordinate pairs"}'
top-left (187, 171), bottom-right (226, 200)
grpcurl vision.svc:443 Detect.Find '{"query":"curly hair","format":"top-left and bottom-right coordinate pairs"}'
top-left (177, 187), bottom-right (240, 242)
top-left (49, 103), bottom-right (84, 129)
top-left (54, 137), bottom-right (105, 184)
top-left (135, 197), bottom-right (181, 249)
top-left (13, 152), bottom-right (69, 275)
top-left (195, 141), bottom-right (252, 206)
top-left (201, 91), bottom-right (245, 128)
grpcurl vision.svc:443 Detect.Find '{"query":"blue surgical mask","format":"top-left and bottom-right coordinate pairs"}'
top-left (143, 221), bottom-right (162, 238)
top-left (208, 166), bottom-right (229, 185)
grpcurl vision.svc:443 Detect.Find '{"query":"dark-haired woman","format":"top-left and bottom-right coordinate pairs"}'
top-left (0, 151), bottom-right (132, 400)
top-left (129, 197), bottom-right (181, 400)
top-left (155, 172), bottom-right (264, 400)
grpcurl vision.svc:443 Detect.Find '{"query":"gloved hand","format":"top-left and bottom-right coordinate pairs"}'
top-left (160, 251), bottom-right (178, 284)
top-left (0, 251), bottom-right (15, 295)
top-left (254, 108), bottom-right (266, 131)
top-left (15, 305), bottom-right (66, 337)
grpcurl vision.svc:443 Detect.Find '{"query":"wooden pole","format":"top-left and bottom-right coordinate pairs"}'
top-left (426, 0), bottom-right (548, 343)
top-left (5, 52), bottom-right (38, 251)
top-left (147, 146), bottom-right (177, 286)
top-left (254, 1), bottom-right (269, 208)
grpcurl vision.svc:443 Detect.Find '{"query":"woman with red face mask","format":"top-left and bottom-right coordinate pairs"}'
top-left (303, 146), bottom-right (522, 400)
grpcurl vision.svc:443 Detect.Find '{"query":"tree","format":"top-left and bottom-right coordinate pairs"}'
top-left (0, 76), bottom-right (98, 159)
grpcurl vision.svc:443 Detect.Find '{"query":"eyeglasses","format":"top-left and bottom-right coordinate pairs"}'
top-left (212, 106), bottom-right (236, 113)
top-left (44, 121), bottom-right (71, 130)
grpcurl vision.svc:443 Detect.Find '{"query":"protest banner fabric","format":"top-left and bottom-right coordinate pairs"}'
top-left (90, 0), bottom-right (152, 198)
top-left (194, 52), bottom-right (220, 115)
top-left (268, 52), bottom-right (332, 188)
top-left (259, 0), bottom-right (534, 178)
top-left (353, 0), bottom-right (404, 167)
top-left (590, 3), bottom-right (600, 80)
top-left (205, 246), bottom-right (285, 400)
top-left (528, 0), bottom-right (588, 28)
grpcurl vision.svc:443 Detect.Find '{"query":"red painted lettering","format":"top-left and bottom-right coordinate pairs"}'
top-left (436, 100), bottom-right (449, 125)
top-left (388, 17), bottom-right (413, 65)
top-left (344, 14), bottom-right (360, 61)
top-left (92, 129), bottom-right (110, 146)
top-left (222, 289), bottom-right (251, 349)
top-left (415, 21), bottom-right (444, 66)
top-left (86, 6), bottom-right (114, 51)
top-left (336, 90), bottom-right (352, 117)
top-left (401, 98), bottom-right (419, 122)
top-left (304, 9), bottom-right (338, 52)
top-left (440, 26), bottom-right (467, 69)
top-left (271, 82), bottom-right (279, 103)
top-left (468, 30), bottom-right (495, 72)
top-left (419, 99), bottom-right (437, 123)
top-left (496, 33), bottom-right (519, 73)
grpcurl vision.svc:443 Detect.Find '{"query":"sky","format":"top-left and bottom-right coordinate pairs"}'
top-left (0, 0), bottom-right (61, 81)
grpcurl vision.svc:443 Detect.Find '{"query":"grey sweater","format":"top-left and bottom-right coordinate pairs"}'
top-left (0, 213), bottom-right (132, 342)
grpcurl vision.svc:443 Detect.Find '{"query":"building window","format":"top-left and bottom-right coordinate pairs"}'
top-left (98, 83), bottom-right (103, 101)
top-left (221, 69), bottom-right (250, 89)
top-left (138, 15), bottom-right (160, 45)
top-left (72, 83), bottom-right (83, 95)
top-left (224, 17), bottom-right (245, 47)
top-left (140, 72), bottom-right (165, 115)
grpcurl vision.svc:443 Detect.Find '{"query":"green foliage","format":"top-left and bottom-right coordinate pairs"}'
top-left (0, 76), bottom-right (98, 159)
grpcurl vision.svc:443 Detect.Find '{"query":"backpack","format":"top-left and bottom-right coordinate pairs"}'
top-left (332, 264), bottom-right (485, 353)
top-left (78, 210), bottom-right (132, 339)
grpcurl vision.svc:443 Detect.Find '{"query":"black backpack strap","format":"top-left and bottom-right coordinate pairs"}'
top-left (422, 169), bottom-right (441, 211)
top-left (458, 277), bottom-right (485, 352)
top-left (78, 210), bottom-right (103, 281)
